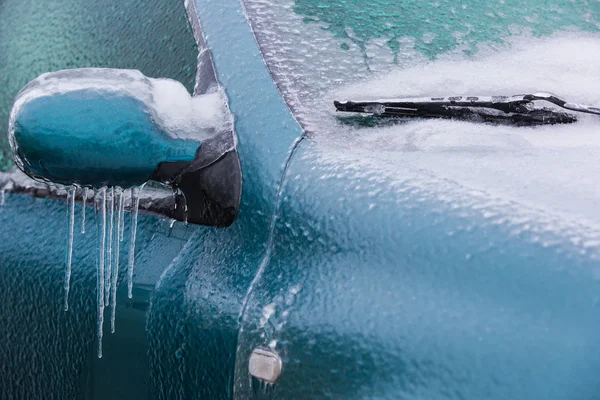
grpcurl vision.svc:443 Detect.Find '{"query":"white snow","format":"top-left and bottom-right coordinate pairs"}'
top-left (324, 34), bottom-right (600, 228)
top-left (151, 78), bottom-right (231, 139)
top-left (10, 68), bottom-right (232, 145)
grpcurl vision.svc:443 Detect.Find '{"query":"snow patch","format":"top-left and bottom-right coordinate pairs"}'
top-left (11, 68), bottom-right (230, 143)
top-left (326, 34), bottom-right (600, 229)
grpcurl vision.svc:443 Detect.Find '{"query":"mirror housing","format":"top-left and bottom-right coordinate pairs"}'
top-left (9, 68), bottom-right (241, 226)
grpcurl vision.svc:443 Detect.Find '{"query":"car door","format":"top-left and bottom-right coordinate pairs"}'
top-left (0, 0), bottom-right (199, 398)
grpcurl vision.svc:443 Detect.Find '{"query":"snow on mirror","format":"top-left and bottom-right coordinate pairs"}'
top-left (8, 68), bottom-right (239, 357)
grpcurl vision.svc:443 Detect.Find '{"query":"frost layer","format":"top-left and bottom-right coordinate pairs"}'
top-left (6, 68), bottom-right (234, 357)
top-left (11, 68), bottom-right (230, 141)
top-left (8, 68), bottom-right (232, 188)
top-left (329, 35), bottom-right (600, 228)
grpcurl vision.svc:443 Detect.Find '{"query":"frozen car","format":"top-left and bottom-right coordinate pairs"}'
top-left (1, 0), bottom-right (600, 399)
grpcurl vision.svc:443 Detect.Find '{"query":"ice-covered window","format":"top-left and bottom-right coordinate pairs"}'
top-left (242, 0), bottom-right (600, 133)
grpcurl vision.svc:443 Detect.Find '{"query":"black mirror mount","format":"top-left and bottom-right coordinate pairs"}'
top-left (152, 149), bottom-right (241, 227)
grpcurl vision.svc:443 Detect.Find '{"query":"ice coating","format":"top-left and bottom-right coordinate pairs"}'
top-left (242, 0), bottom-right (600, 132)
top-left (10, 68), bottom-right (230, 141)
top-left (127, 186), bottom-right (143, 299)
top-left (63, 187), bottom-right (75, 312)
top-left (0, 180), bottom-right (13, 207)
top-left (110, 188), bottom-right (124, 333)
top-left (105, 188), bottom-right (114, 305)
top-left (242, 0), bottom-right (600, 233)
top-left (95, 188), bottom-right (107, 358)
top-left (8, 68), bottom-right (233, 188)
top-left (320, 35), bottom-right (600, 232)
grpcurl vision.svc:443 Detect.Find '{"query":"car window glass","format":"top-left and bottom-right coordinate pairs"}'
top-left (242, 0), bottom-right (600, 132)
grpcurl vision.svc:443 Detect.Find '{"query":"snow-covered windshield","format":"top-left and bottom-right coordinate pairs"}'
top-left (243, 0), bottom-right (600, 230)
top-left (242, 0), bottom-right (600, 131)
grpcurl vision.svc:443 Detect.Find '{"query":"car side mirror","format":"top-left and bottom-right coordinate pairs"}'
top-left (8, 68), bottom-right (241, 226)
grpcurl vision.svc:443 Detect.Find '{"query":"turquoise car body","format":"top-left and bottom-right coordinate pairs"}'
top-left (1, 0), bottom-right (599, 399)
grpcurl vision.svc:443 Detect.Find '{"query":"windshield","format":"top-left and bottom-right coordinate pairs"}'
top-left (243, 0), bottom-right (600, 227)
top-left (242, 0), bottom-right (600, 131)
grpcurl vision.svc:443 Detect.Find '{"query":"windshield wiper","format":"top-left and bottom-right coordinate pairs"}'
top-left (334, 93), bottom-right (600, 126)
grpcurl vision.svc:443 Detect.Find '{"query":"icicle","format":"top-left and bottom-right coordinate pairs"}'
top-left (110, 188), bottom-right (124, 333)
top-left (127, 186), bottom-right (143, 299)
top-left (105, 188), bottom-right (114, 305)
top-left (118, 190), bottom-right (125, 242)
top-left (95, 187), bottom-right (107, 358)
top-left (174, 187), bottom-right (188, 225)
top-left (182, 191), bottom-right (188, 226)
top-left (64, 187), bottom-right (76, 312)
top-left (81, 188), bottom-right (88, 234)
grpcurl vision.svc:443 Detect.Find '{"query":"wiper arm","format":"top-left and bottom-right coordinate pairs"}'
top-left (334, 92), bottom-right (600, 126)
top-left (526, 92), bottom-right (600, 116)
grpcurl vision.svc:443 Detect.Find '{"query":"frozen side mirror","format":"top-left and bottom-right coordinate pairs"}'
top-left (9, 68), bottom-right (241, 226)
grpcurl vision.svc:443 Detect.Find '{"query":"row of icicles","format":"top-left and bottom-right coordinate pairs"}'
top-left (64, 185), bottom-right (144, 358)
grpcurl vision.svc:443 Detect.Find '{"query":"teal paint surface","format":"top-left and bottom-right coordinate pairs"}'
top-left (0, 0), bottom-right (198, 171)
top-left (294, 0), bottom-right (600, 61)
top-left (234, 2), bottom-right (600, 398)
top-left (3, 0), bottom-right (600, 399)
top-left (12, 90), bottom-right (200, 188)
top-left (235, 140), bottom-right (600, 399)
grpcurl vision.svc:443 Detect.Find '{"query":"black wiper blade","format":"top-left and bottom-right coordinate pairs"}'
top-left (334, 92), bottom-right (599, 126)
